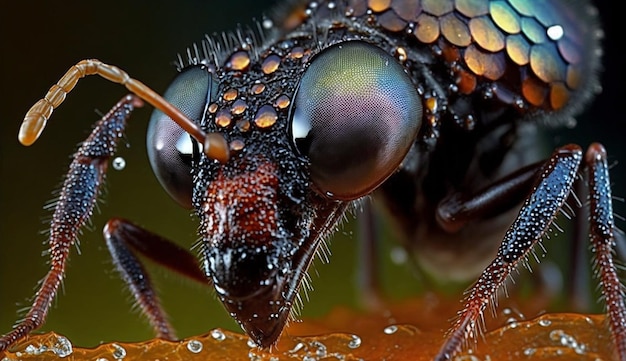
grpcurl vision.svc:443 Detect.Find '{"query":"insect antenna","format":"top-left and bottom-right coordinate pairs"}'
top-left (19, 60), bottom-right (230, 164)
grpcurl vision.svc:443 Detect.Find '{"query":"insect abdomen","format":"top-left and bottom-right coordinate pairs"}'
top-left (343, 0), bottom-right (603, 120)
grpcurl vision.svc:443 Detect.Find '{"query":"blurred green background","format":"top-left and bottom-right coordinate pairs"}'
top-left (0, 0), bottom-right (624, 349)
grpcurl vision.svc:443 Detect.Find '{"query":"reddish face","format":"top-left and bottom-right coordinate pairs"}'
top-left (147, 32), bottom-right (423, 345)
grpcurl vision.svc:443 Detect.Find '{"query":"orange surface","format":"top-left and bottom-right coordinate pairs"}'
top-left (0, 296), bottom-right (615, 360)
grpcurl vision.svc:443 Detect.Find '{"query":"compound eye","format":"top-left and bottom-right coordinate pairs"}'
top-left (290, 41), bottom-right (422, 200)
top-left (147, 66), bottom-right (216, 208)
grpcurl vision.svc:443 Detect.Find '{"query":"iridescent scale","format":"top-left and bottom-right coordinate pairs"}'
top-left (341, 0), bottom-right (602, 112)
top-left (192, 0), bottom-right (601, 151)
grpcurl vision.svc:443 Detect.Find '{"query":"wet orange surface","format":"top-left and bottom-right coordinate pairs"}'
top-left (0, 295), bottom-right (616, 360)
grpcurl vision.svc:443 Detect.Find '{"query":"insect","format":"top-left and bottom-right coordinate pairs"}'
top-left (0, 2), bottom-right (623, 357)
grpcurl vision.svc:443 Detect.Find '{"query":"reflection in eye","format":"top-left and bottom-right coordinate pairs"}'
top-left (147, 66), bottom-right (216, 208)
top-left (290, 41), bottom-right (423, 200)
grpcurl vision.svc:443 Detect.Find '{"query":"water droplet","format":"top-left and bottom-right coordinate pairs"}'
top-left (251, 83), bottom-right (266, 95)
top-left (112, 157), bottom-right (126, 170)
top-left (111, 343), bottom-right (126, 360)
top-left (262, 54), bottom-right (281, 74)
top-left (311, 341), bottom-right (327, 357)
top-left (186, 339), bottom-right (203, 353)
top-left (549, 329), bottom-right (564, 342)
top-left (210, 329), bottom-right (226, 341)
top-left (215, 109), bottom-right (232, 127)
top-left (538, 319), bottom-right (552, 327)
top-left (226, 51), bottom-right (250, 71)
top-left (523, 348), bottom-right (536, 356)
top-left (254, 105), bottom-right (278, 128)
top-left (236, 119), bottom-right (251, 132)
top-left (52, 335), bottom-right (73, 357)
top-left (231, 99), bottom-right (248, 115)
top-left (223, 88), bottom-right (239, 101)
top-left (289, 47), bottom-right (305, 59)
top-left (348, 334), bottom-right (362, 349)
top-left (289, 342), bottom-right (306, 353)
top-left (25, 344), bottom-right (46, 355)
top-left (549, 329), bottom-right (586, 353)
top-left (383, 325), bottom-right (398, 335)
top-left (229, 139), bottom-right (245, 152)
top-left (274, 95), bottom-right (291, 110)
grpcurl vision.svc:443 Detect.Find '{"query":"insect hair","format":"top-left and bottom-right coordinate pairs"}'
top-left (175, 20), bottom-right (274, 71)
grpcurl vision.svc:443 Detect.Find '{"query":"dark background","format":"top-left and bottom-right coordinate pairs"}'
top-left (0, 0), bottom-right (623, 348)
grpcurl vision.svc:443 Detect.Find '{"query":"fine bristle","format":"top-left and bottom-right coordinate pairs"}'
top-left (175, 21), bottom-right (275, 71)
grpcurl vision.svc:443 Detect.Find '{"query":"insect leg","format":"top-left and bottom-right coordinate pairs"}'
top-left (436, 159), bottom-right (564, 302)
top-left (0, 95), bottom-right (141, 352)
top-left (585, 143), bottom-right (626, 359)
top-left (435, 160), bottom-right (543, 234)
top-left (434, 144), bottom-right (583, 361)
top-left (103, 217), bottom-right (209, 340)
